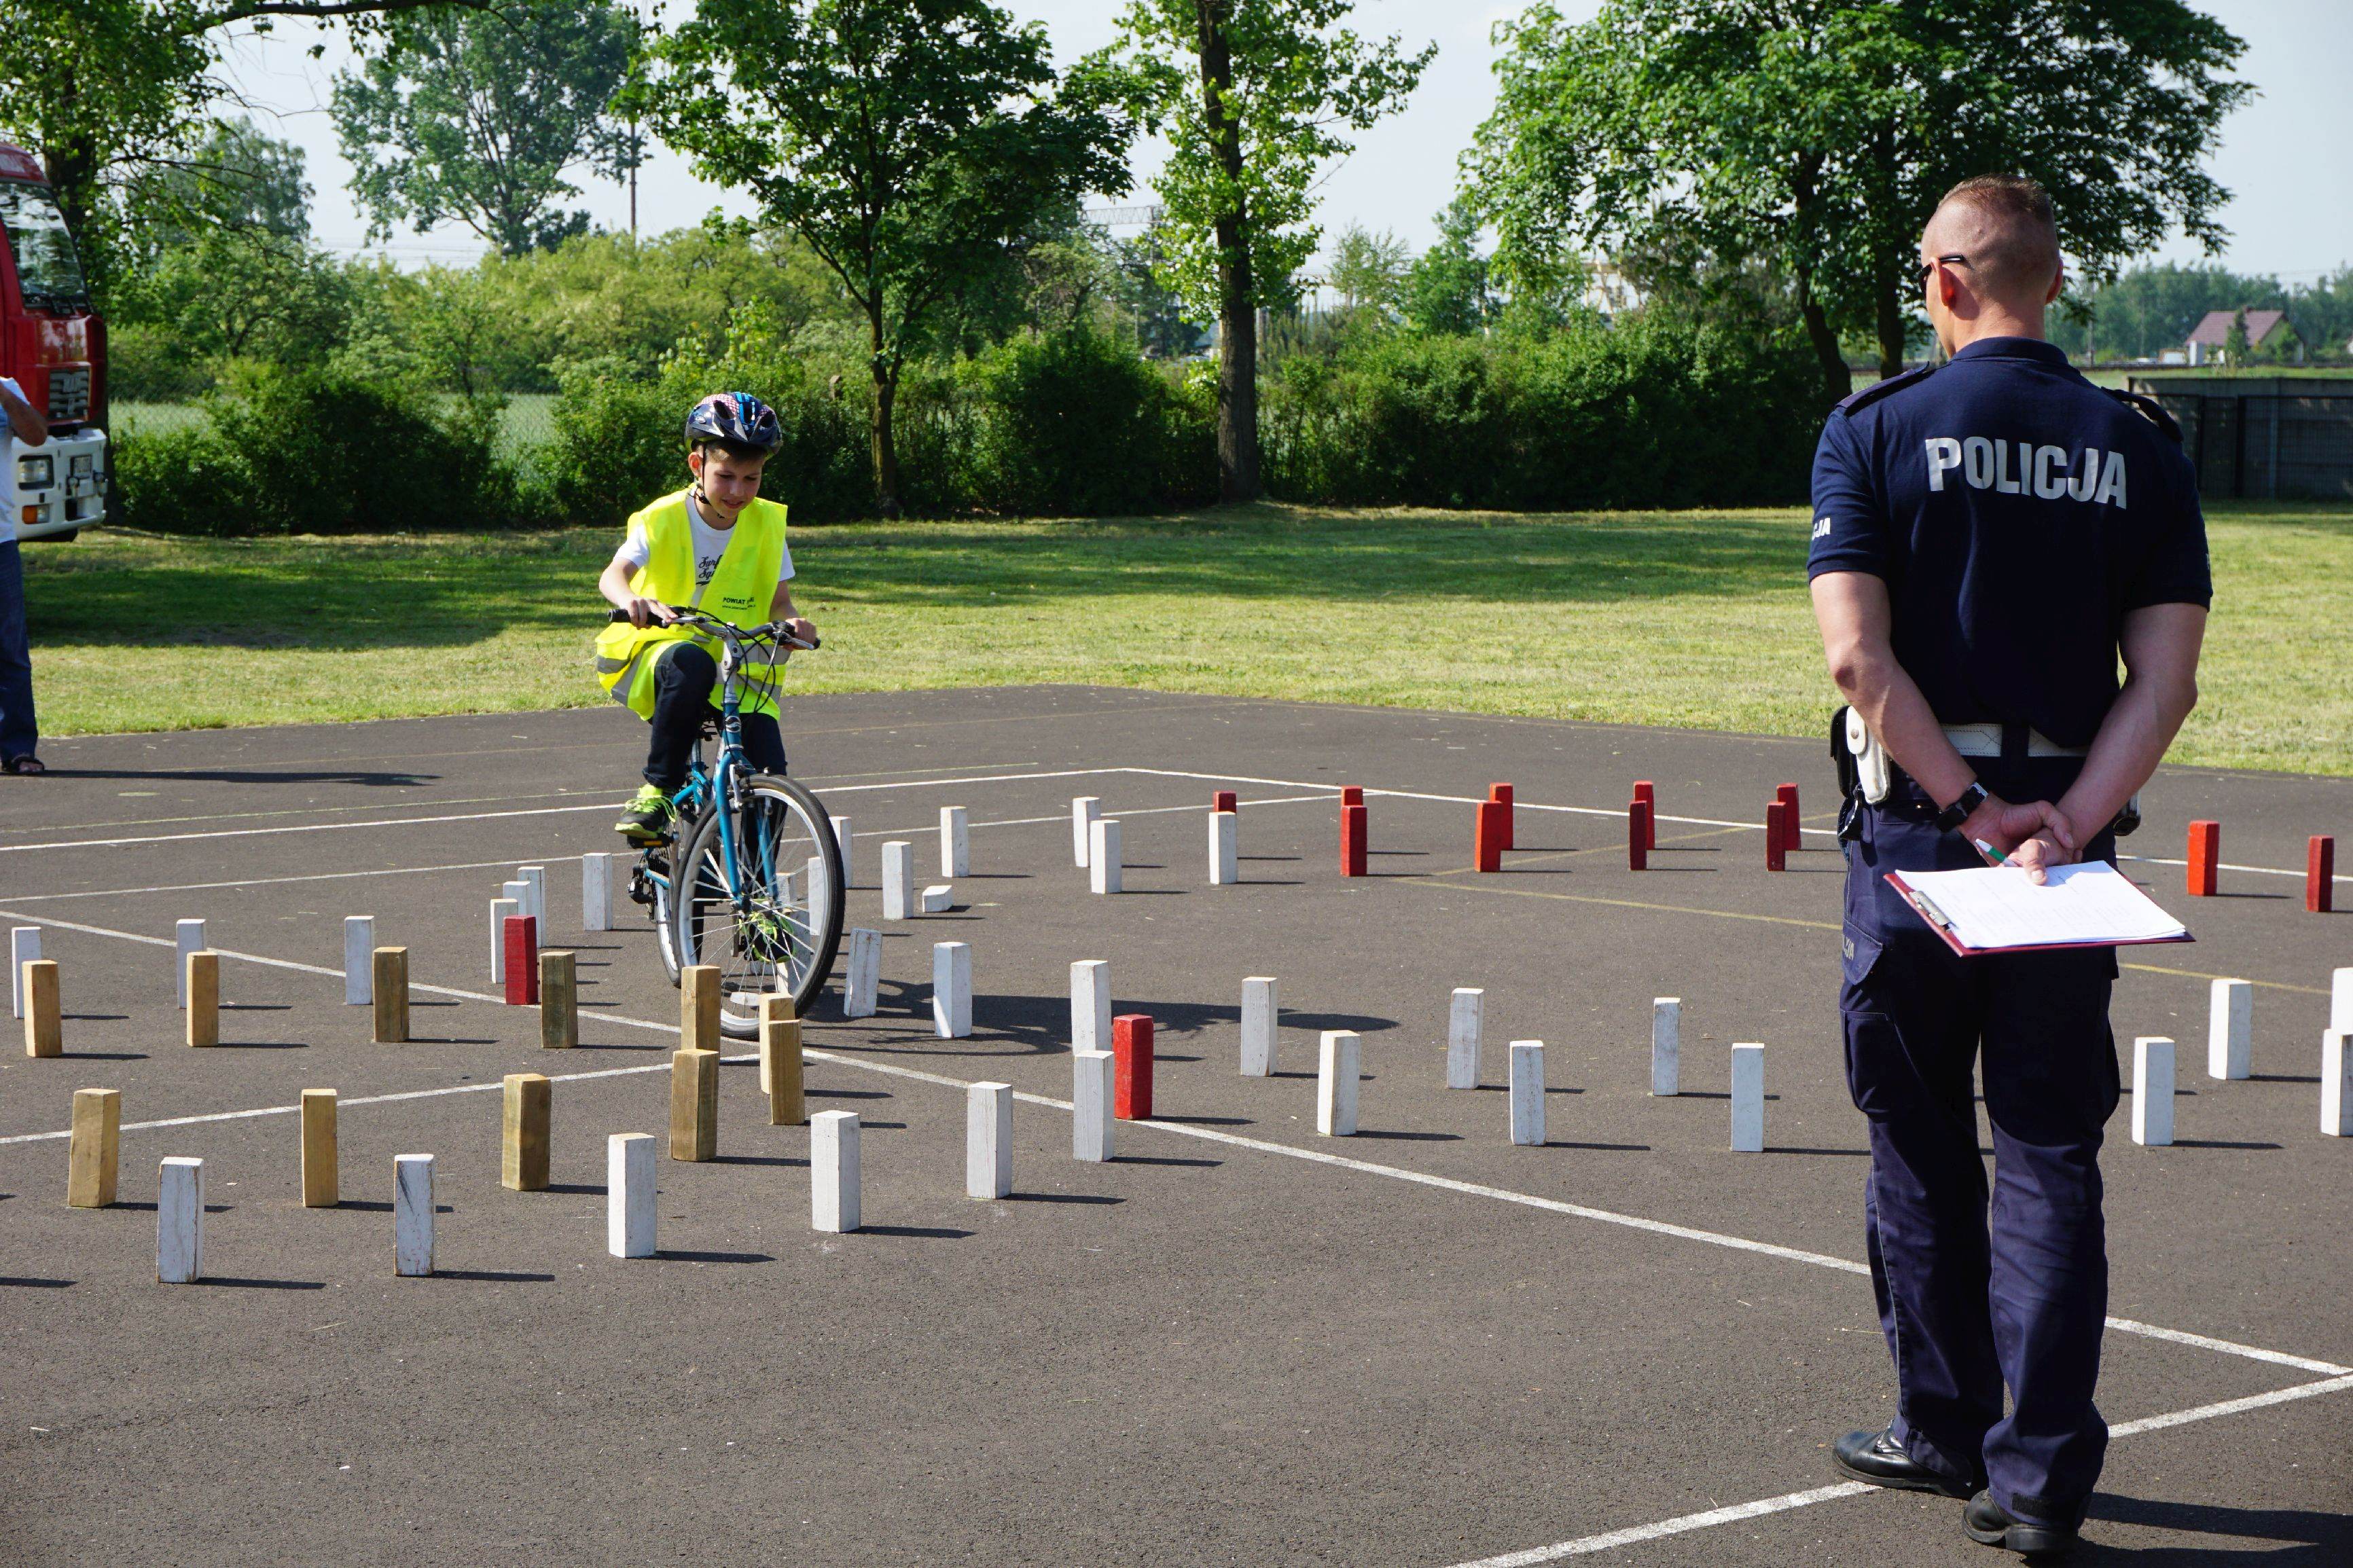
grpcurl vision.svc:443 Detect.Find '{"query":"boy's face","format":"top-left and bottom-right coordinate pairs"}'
top-left (688, 446), bottom-right (767, 519)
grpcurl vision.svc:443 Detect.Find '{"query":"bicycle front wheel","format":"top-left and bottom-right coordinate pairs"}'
top-left (672, 772), bottom-right (847, 1035)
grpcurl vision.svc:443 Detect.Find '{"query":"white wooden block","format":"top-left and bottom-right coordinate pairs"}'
top-left (831, 817), bottom-right (853, 888)
top-left (933, 941), bottom-right (971, 1039)
top-left (1070, 961), bottom-right (1111, 1055)
top-left (1445, 987), bottom-right (1484, 1089)
top-left (1090, 819), bottom-right (1122, 894)
top-left (517, 866), bottom-right (545, 924)
top-left (2206, 979), bottom-right (2252, 1080)
top-left (1208, 810), bottom-right (1238, 886)
top-left (1317, 1030), bottom-right (1361, 1136)
top-left (394, 1152), bottom-right (435, 1277)
top-left (343, 916), bottom-right (374, 1005)
top-left (175, 919), bottom-right (206, 1006)
top-left (2332, 968), bottom-right (2353, 1035)
top-left (607, 1133), bottom-right (657, 1257)
top-left (920, 884), bottom-right (953, 914)
top-left (1729, 1043), bottom-right (1765, 1152)
top-left (10, 926), bottom-right (37, 1019)
top-left (157, 1156), bottom-right (205, 1283)
top-left (490, 898), bottom-right (519, 982)
top-left (1073, 1050), bottom-right (1115, 1162)
top-left (2132, 1036), bottom-right (2176, 1146)
top-left (582, 851), bottom-right (614, 932)
top-left (501, 878), bottom-right (531, 915)
top-left (844, 928), bottom-right (881, 1019)
top-left (782, 867), bottom-right (806, 913)
top-left (967, 1081), bottom-right (1012, 1199)
top-left (1651, 998), bottom-right (1682, 1096)
top-left (1072, 797), bottom-right (1100, 867)
top-left (940, 805), bottom-right (969, 878)
top-left (1240, 976), bottom-right (1277, 1077)
top-left (2324, 1030), bottom-right (2353, 1137)
top-left (881, 840), bottom-right (914, 920)
top-left (806, 856), bottom-right (830, 943)
top-left (812, 1110), bottom-right (861, 1233)
top-left (1509, 1040), bottom-right (1545, 1145)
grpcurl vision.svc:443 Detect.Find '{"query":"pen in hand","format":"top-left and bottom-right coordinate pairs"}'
top-left (1973, 838), bottom-right (2008, 867)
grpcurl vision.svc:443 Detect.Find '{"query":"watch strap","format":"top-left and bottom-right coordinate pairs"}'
top-left (1935, 782), bottom-right (1986, 833)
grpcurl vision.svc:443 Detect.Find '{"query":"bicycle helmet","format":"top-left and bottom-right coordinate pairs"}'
top-left (683, 392), bottom-right (782, 453)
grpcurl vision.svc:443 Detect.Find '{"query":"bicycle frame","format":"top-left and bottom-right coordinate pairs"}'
top-left (643, 613), bottom-right (802, 919)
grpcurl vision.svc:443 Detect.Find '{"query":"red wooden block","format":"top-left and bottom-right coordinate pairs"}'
top-left (1341, 803), bottom-right (1368, 877)
top-left (1775, 784), bottom-right (1801, 852)
top-left (2187, 820), bottom-right (2220, 897)
top-left (1765, 803), bottom-right (1788, 872)
top-left (1112, 1014), bottom-right (1153, 1120)
top-left (1213, 790), bottom-right (1238, 815)
top-left (1633, 780), bottom-right (1657, 850)
top-left (503, 915), bottom-right (539, 1005)
top-left (1475, 799), bottom-right (1506, 873)
top-left (2310, 835), bottom-right (2335, 914)
top-left (1488, 783), bottom-right (1514, 850)
top-left (1628, 801), bottom-right (1649, 871)
top-left (1340, 785), bottom-right (1365, 807)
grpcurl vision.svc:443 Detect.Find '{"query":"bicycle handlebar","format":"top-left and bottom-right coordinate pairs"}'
top-left (606, 606), bottom-right (819, 651)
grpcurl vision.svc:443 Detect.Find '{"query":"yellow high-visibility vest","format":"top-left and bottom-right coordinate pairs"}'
top-left (592, 489), bottom-right (790, 720)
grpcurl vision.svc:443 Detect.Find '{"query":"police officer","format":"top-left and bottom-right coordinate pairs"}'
top-left (1807, 175), bottom-right (2209, 1558)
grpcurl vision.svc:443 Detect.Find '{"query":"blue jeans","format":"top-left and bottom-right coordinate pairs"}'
top-left (0, 542), bottom-right (35, 761)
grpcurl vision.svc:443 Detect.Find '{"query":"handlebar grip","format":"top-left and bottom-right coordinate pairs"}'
top-left (608, 608), bottom-right (630, 623)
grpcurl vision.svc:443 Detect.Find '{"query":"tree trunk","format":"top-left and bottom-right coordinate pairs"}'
top-left (1873, 243), bottom-right (1906, 380)
top-left (1788, 155), bottom-right (1848, 408)
top-left (1198, 1), bottom-right (1259, 503)
top-left (868, 308), bottom-right (901, 519)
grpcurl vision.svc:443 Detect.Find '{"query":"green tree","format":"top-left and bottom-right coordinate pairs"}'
top-left (1325, 223), bottom-right (1409, 314)
top-left (1400, 196), bottom-right (1491, 335)
top-left (636, 0), bottom-right (1129, 515)
top-left (332, 0), bottom-right (639, 257)
top-left (1090, 1), bottom-right (1433, 501)
top-left (1468, 0), bottom-right (2250, 406)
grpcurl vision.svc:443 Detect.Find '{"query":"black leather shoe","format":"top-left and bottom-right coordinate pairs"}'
top-left (1964, 1491), bottom-right (2079, 1558)
top-left (1831, 1426), bottom-right (1977, 1497)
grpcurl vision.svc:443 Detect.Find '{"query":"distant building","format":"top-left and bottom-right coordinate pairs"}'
top-left (2185, 308), bottom-right (2304, 367)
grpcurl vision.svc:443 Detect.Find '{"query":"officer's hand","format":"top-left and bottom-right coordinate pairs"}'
top-left (628, 597), bottom-right (675, 630)
top-left (2009, 828), bottom-right (2079, 886)
top-left (1958, 795), bottom-right (2065, 857)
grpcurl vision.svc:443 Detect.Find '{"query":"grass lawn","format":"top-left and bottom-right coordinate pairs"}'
top-left (19, 501), bottom-right (2353, 776)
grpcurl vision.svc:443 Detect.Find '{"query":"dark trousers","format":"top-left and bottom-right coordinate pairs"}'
top-left (643, 642), bottom-right (786, 790)
top-left (0, 543), bottom-right (35, 761)
top-left (1840, 769), bottom-right (2119, 1527)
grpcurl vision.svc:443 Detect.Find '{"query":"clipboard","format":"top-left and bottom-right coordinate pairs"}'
top-left (1885, 861), bottom-right (2193, 957)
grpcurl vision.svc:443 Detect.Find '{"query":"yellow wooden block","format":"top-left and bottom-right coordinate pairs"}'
top-left (681, 964), bottom-right (721, 1054)
top-left (539, 951), bottom-right (577, 1049)
top-left (185, 951), bottom-right (220, 1048)
top-left (503, 1073), bottom-right (552, 1190)
top-left (757, 993), bottom-right (795, 1091)
top-left (22, 959), bottom-right (60, 1058)
top-left (763, 1016), bottom-right (804, 1127)
top-left (372, 947), bottom-right (409, 1043)
top-left (300, 1089), bottom-right (339, 1208)
top-left (668, 1048), bottom-right (719, 1162)
top-left (67, 1088), bottom-right (121, 1208)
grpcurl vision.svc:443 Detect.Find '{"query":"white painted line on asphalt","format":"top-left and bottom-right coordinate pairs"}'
top-left (2, 906), bottom-right (2344, 1383)
top-left (1437, 1372), bottom-right (2353, 1567)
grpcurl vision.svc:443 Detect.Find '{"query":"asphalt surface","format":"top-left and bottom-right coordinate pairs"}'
top-left (0, 687), bottom-right (2346, 1566)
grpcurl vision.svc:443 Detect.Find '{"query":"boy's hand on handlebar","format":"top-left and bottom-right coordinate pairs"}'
top-left (783, 616), bottom-right (818, 647)
top-left (624, 596), bottom-right (676, 630)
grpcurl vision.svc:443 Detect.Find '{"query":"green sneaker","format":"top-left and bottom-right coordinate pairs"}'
top-left (615, 784), bottom-right (676, 845)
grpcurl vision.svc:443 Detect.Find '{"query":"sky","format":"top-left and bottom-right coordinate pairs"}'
top-left (213, 0), bottom-right (2353, 282)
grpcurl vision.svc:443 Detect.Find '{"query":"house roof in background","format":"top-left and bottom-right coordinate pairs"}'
top-left (2187, 308), bottom-right (2291, 346)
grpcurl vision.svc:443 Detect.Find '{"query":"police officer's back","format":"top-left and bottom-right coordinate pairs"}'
top-left (1806, 175), bottom-right (2209, 1561)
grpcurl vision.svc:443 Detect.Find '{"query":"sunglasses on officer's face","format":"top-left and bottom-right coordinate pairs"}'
top-left (1918, 253), bottom-right (1971, 287)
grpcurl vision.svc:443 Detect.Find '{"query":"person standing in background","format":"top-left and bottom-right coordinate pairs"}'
top-left (0, 373), bottom-right (50, 775)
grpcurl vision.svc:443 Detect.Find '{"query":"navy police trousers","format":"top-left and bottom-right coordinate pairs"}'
top-left (1840, 768), bottom-right (2121, 1527)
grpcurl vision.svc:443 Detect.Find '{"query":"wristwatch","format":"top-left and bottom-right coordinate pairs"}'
top-left (1934, 781), bottom-right (1988, 833)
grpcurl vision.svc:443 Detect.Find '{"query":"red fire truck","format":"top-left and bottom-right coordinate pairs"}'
top-left (0, 141), bottom-right (107, 542)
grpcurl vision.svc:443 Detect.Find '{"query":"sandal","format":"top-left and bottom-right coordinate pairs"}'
top-left (1, 754), bottom-right (43, 775)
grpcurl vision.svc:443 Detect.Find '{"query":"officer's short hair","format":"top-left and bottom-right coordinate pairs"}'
top-left (1933, 175), bottom-right (2060, 299)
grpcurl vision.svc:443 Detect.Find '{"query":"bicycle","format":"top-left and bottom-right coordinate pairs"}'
top-left (610, 608), bottom-right (846, 1036)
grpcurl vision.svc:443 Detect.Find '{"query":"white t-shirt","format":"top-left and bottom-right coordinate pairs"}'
top-left (616, 494), bottom-right (794, 600)
top-left (1, 378), bottom-right (23, 543)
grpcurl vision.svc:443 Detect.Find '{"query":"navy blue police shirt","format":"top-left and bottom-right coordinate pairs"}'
top-left (1806, 337), bottom-right (2211, 748)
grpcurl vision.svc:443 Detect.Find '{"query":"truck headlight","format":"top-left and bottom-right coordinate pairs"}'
top-left (16, 454), bottom-right (52, 489)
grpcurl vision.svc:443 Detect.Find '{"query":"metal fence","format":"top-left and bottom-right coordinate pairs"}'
top-left (2130, 377), bottom-right (2353, 500)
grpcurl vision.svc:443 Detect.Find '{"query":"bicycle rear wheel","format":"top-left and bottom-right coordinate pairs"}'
top-left (672, 772), bottom-right (847, 1036)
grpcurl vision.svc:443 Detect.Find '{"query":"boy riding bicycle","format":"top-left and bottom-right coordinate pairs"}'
top-left (594, 393), bottom-right (817, 844)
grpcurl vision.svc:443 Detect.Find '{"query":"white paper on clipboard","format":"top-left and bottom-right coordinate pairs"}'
top-left (1885, 860), bottom-right (2191, 953)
